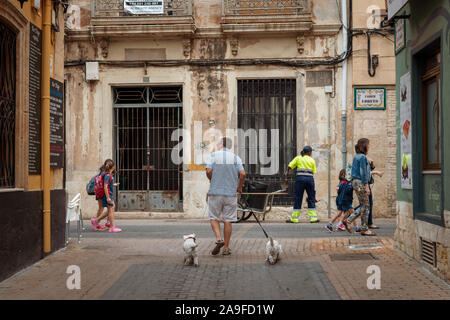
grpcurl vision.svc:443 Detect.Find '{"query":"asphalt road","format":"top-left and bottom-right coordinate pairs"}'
top-left (76, 219), bottom-right (396, 239)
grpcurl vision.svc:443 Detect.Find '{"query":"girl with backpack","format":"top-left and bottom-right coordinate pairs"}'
top-left (325, 168), bottom-right (357, 232)
top-left (90, 159), bottom-right (122, 233)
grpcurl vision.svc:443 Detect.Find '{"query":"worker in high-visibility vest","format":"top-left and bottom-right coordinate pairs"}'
top-left (284, 146), bottom-right (319, 223)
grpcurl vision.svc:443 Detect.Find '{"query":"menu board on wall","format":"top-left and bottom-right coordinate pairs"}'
top-left (400, 72), bottom-right (412, 189)
top-left (29, 23), bottom-right (42, 174)
top-left (50, 78), bottom-right (64, 168)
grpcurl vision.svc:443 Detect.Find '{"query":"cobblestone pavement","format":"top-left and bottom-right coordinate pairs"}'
top-left (0, 219), bottom-right (449, 300)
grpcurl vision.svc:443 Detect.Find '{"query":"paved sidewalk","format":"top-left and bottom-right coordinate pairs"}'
top-left (0, 219), bottom-right (449, 300)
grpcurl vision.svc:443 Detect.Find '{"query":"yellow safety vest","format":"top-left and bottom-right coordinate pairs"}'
top-left (288, 155), bottom-right (317, 175)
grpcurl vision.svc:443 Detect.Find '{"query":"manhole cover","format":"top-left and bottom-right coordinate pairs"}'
top-left (329, 253), bottom-right (377, 261)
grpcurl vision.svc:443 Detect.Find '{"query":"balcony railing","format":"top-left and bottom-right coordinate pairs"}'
top-left (222, 0), bottom-right (309, 16)
top-left (222, 0), bottom-right (312, 34)
top-left (92, 0), bottom-right (192, 17)
top-left (89, 0), bottom-right (195, 38)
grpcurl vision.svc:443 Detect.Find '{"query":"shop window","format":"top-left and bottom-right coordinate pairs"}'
top-left (421, 49), bottom-right (441, 170)
top-left (414, 38), bottom-right (444, 226)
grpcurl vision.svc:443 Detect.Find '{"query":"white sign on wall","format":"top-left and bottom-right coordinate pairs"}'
top-left (124, 0), bottom-right (164, 15)
top-left (400, 72), bottom-right (412, 189)
top-left (85, 61), bottom-right (99, 81)
top-left (387, 0), bottom-right (408, 20)
top-left (395, 18), bottom-right (405, 53)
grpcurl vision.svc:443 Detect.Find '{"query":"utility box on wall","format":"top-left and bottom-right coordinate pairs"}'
top-left (85, 61), bottom-right (99, 81)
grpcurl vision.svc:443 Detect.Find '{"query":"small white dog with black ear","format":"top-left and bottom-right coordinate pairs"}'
top-left (183, 233), bottom-right (199, 267)
top-left (266, 237), bottom-right (282, 265)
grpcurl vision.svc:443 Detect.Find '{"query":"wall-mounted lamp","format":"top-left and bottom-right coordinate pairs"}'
top-left (371, 54), bottom-right (379, 70)
top-left (52, 0), bottom-right (60, 32)
top-left (367, 32), bottom-right (379, 77)
top-left (18, 0), bottom-right (28, 8)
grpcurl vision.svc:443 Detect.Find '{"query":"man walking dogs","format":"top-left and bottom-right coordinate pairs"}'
top-left (206, 137), bottom-right (246, 256)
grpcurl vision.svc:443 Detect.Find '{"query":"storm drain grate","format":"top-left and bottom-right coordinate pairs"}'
top-left (421, 238), bottom-right (437, 267)
top-left (329, 253), bottom-right (377, 261)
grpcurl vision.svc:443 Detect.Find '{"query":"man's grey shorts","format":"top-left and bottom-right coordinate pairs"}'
top-left (208, 195), bottom-right (237, 222)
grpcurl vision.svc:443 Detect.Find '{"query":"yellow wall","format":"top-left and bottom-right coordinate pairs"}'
top-left (352, 0), bottom-right (395, 86)
top-left (13, 0), bottom-right (42, 28)
top-left (12, 0), bottom-right (62, 191)
top-left (28, 171), bottom-right (55, 190)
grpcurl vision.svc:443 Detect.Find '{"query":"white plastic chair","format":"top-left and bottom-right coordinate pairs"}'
top-left (66, 193), bottom-right (83, 244)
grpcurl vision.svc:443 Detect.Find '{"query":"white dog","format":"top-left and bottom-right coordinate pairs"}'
top-left (266, 237), bottom-right (282, 265)
top-left (183, 233), bottom-right (199, 267)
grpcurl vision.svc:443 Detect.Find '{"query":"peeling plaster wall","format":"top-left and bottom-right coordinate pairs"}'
top-left (311, 0), bottom-right (341, 24)
top-left (64, 0), bottom-right (397, 219)
top-left (193, 0), bottom-right (222, 28)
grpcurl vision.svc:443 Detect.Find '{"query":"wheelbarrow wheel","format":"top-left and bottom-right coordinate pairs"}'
top-left (236, 203), bottom-right (253, 222)
top-left (237, 211), bottom-right (253, 222)
top-left (241, 211), bottom-right (253, 221)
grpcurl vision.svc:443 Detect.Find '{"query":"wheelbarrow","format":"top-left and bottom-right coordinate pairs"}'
top-left (236, 181), bottom-right (289, 222)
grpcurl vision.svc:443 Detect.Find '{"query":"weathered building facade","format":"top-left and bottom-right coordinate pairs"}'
top-left (64, 0), bottom-right (397, 221)
top-left (0, 0), bottom-right (66, 282)
top-left (391, 0), bottom-right (450, 283)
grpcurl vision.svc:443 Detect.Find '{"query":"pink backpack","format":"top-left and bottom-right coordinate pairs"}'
top-left (94, 173), bottom-right (107, 199)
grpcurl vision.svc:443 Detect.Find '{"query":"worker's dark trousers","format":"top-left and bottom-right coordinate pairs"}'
top-left (294, 175), bottom-right (316, 210)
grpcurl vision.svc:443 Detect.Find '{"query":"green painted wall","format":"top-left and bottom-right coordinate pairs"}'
top-left (395, 3), bottom-right (413, 204)
top-left (395, 0), bottom-right (450, 216)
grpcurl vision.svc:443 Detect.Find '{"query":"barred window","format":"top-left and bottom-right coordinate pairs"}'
top-left (0, 22), bottom-right (16, 188)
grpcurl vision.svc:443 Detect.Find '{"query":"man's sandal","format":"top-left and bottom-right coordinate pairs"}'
top-left (222, 248), bottom-right (231, 255)
top-left (211, 240), bottom-right (224, 255)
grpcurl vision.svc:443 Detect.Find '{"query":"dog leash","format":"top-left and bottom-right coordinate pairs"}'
top-left (203, 194), bottom-right (209, 218)
top-left (251, 211), bottom-right (269, 239)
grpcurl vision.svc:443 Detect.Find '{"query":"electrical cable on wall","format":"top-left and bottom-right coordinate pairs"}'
top-left (65, 2), bottom-right (394, 72)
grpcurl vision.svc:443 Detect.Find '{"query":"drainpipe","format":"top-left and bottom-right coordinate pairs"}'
top-left (325, 86), bottom-right (333, 218)
top-left (341, 0), bottom-right (348, 168)
top-left (42, 0), bottom-right (52, 253)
